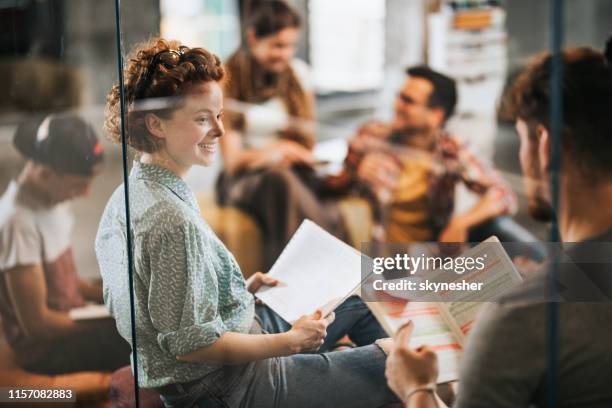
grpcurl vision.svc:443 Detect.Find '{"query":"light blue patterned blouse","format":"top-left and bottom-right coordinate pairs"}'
top-left (95, 161), bottom-right (255, 388)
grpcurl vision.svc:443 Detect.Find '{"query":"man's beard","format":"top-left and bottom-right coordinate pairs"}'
top-left (528, 192), bottom-right (554, 222)
top-left (523, 162), bottom-right (554, 222)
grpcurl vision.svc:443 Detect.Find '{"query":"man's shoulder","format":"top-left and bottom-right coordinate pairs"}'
top-left (0, 200), bottom-right (37, 241)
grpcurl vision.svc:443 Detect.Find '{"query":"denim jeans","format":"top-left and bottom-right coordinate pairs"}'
top-left (468, 215), bottom-right (547, 261)
top-left (159, 296), bottom-right (398, 407)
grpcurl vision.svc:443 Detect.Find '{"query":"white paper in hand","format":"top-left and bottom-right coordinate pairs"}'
top-left (255, 219), bottom-right (362, 324)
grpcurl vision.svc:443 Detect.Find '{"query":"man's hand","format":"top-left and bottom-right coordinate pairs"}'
top-left (348, 121), bottom-right (390, 155)
top-left (357, 153), bottom-right (402, 191)
top-left (438, 187), bottom-right (509, 244)
top-left (475, 187), bottom-right (509, 219)
top-left (385, 321), bottom-right (439, 403)
top-left (78, 278), bottom-right (104, 303)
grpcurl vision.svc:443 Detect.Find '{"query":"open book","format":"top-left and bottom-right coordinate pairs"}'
top-left (255, 219), bottom-right (362, 323)
top-left (365, 237), bottom-right (523, 383)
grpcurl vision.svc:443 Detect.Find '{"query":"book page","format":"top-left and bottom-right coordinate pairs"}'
top-left (435, 237), bottom-right (523, 343)
top-left (255, 220), bottom-right (363, 324)
top-left (366, 299), bottom-right (461, 384)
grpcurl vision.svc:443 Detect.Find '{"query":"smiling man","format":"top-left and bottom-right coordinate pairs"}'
top-left (340, 66), bottom-right (537, 250)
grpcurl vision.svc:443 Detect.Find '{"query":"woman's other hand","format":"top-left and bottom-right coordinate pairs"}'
top-left (252, 140), bottom-right (314, 169)
top-left (246, 271), bottom-right (278, 294)
top-left (287, 310), bottom-right (335, 353)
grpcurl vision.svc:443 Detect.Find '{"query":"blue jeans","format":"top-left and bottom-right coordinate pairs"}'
top-left (468, 216), bottom-right (547, 261)
top-left (159, 296), bottom-right (398, 407)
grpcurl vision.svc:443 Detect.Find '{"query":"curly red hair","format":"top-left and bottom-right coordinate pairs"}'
top-left (105, 38), bottom-right (225, 153)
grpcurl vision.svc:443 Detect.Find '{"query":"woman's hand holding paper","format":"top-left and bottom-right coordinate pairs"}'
top-left (287, 310), bottom-right (335, 353)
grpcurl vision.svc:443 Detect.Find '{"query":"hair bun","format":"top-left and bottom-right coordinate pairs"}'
top-left (605, 35), bottom-right (612, 66)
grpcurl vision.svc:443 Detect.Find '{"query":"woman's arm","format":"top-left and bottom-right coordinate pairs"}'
top-left (177, 311), bottom-right (334, 365)
top-left (3, 264), bottom-right (79, 339)
top-left (177, 331), bottom-right (293, 364)
top-left (219, 129), bottom-right (314, 175)
top-left (219, 128), bottom-right (264, 174)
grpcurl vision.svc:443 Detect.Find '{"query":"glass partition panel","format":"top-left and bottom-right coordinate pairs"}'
top-left (0, 1), bottom-right (135, 406)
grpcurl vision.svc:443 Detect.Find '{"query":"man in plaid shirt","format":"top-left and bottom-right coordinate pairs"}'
top-left (330, 66), bottom-right (531, 247)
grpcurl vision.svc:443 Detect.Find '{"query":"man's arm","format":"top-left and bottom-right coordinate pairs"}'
top-left (454, 302), bottom-right (545, 408)
top-left (78, 278), bottom-right (103, 303)
top-left (439, 136), bottom-right (517, 242)
top-left (439, 189), bottom-right (509, 242)
top-left (3, 264), bottom-right (79, 339)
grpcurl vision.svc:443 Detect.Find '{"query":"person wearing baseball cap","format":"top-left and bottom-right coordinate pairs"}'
top-left (0, 113), bottom-right (130, 376)
top-left (12, 112), bottom-right (104, 205)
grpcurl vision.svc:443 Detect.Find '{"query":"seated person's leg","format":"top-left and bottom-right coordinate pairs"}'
top-left (468, 216), bottom-right (547, 261)
top-left (244, 344), bottom-right (398, 408)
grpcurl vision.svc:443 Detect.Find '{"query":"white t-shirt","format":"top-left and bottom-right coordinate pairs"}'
top-left (0, 181), bottom-right (83, 351)
top-left (242, 58), bottom-right (312, 149)
top-left (0, 181), bottom-right (73, 270)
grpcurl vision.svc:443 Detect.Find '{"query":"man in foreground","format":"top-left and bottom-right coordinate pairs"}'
top-left (386, 40), bottom-right (612, 407)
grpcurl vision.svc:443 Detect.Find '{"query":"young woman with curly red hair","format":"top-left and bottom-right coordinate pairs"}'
top-left (96, 38), bottom-right (398, 408)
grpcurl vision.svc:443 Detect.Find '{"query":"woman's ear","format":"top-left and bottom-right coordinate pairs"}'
top-left (144, 113), bottom-right (166, 140)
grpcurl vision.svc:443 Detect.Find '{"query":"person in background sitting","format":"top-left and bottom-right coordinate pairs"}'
top-left (218, 0), bottom-right (348, 270)
top-left (0, 113), bottom-right (130, 374)
top-left (338, 66), bottom-right (540, 256)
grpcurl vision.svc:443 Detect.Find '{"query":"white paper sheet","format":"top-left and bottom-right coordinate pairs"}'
top-left (255, 220), bottom-right (363, 324)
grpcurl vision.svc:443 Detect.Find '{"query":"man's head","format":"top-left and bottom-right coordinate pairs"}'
top-left (508, 40), bottom-right (612, 221)
top-left (392, 65), bottom-right (457, 134)
top-left (14, 113), bottom-right (104, 205)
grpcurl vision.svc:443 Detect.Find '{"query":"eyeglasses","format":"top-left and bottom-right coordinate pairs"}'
top-left (136, 46), bottom-right (188, 99)
top-left (398, 92), bottom-right (417, 105)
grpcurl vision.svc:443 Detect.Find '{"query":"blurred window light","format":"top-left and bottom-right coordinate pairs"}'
top-left (160, 0), bottom-right (240, 59)
top-left (309, 0), bottom-right (386, 93)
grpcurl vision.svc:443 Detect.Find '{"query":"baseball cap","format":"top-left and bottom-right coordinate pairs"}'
top-left (13, 113), bottom-right (104, 176)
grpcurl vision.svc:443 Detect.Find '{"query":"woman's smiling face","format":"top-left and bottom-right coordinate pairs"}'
top-left (152, 81), bottom-right (224, 172)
